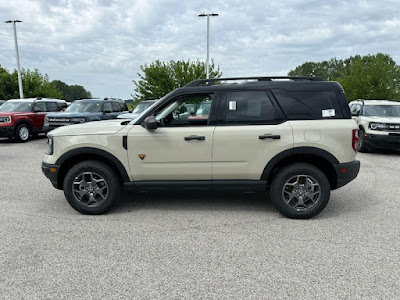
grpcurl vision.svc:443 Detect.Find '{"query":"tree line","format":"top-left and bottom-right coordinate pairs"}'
top-left (133, 53), bottom-right (400, 102)
top-left (0, 65), bottom-right (91, 101)
top-left (2, 52), bottom-right (399, 102)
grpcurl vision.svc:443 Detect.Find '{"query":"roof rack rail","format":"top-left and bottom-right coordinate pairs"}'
top-left (185, 76), bottom-right (324, 87)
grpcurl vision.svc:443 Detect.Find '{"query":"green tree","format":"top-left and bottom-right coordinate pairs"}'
top-left (0, 66), bottom-right (62, 99)
top-left (52, 80), bottom-right (92, 101)
top-left (133, 59), bottom-right (222, 101)
top-left (338, 54), bottom-right (400, 100)
top-left (21, 69), bottom-right (62, 99)
top-left (288, 53), bottom-right (400, 101)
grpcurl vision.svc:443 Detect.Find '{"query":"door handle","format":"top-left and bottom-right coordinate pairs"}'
top-left (184, 135), bottom-right (205, 141)
top-left (259, 134), bottom-right (281, 140)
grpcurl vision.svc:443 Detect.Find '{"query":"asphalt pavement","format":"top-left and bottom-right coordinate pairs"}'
top-left (0, 136), bottom-right (399, 299)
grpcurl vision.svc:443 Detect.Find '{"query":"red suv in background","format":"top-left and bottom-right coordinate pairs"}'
top-left (0, 98), bottom-right (67, 142)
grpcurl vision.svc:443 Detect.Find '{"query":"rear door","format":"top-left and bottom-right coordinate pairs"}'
top-left (212, 90), bottom-right (293, 180)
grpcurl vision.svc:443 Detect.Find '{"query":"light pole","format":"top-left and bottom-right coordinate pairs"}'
top-left (198, 13), bottom-right (218, 79)
top-left (5, 20), bottom-right (24, 99)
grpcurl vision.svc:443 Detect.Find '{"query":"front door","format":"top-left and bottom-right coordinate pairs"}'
top-left (127, 93), bottom-right (216, 181)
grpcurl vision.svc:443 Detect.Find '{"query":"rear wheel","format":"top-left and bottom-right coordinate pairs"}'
top-left (63, 161), bottom-right (120, 214)
top-left (270, 163), bottom-right (330, 219)
top-left (14, 124), bottom-right (30, 143)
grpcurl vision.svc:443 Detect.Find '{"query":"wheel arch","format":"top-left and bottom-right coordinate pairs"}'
top-left (261, 147), bottom-right (339, 189)
top-left (14, 119), bottom-right (33, 131)
top-left (55, 147), bottom-right (130, 189)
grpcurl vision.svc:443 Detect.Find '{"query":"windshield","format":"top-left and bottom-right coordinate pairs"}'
top-left (132, 101), bottom-right (155, 114)
top-left (0, 102), bottom-right (33, 112)
top-left (363, 105), bottom-right (400, 117)
top-left (65, 101), bottom-right (102, 113)
top-left (130, 99), bottom-right (161, 124)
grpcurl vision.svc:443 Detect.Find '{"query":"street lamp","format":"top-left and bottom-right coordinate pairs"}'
top-left (5, 20), bottom-right (24, 99)
top-left (198, 13), bottom-right (218, 79)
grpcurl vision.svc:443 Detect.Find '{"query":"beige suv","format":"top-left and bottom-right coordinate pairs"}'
top-left (42, 77), bottom-right (360, 219)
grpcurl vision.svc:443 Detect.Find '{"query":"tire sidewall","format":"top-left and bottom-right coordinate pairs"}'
top-left (270, 163), bottom-right (331, 219)
top-left (15, 124), bottom-right (30, 143)
top-left (63, 161), bottom-right (120, 214)
top-left (357, 129), bottom-right (368, 152)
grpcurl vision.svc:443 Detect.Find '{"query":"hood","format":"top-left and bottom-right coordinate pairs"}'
top-left (46, 112), bottom-right (101, 118)
top-left (49, 119), bottom-right (128, 136)
top-left (362, 116), bottom-right (400, 123)
top-left (0, 111), bottom-right (31, 117)
top-left (117, 112), bottom-right (139, 119)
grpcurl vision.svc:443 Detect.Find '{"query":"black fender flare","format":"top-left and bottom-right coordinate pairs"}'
top-left (261, 147), bottom-right (339, 181)
top-left (56, 147), bottom-right (130, 182)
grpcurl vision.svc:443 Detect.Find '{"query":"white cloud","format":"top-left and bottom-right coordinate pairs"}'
top-left (1, 0), bottom-right (400, 98)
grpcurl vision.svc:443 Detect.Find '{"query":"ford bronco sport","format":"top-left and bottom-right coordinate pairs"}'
top-left (349, 99), bottom-right (400, 152)
top-left (0, 98), bottom-right (67, 142)
top-left (42, 77), bottom-right (360, 219)
top-left (43, 98), bottom-right (128, 132)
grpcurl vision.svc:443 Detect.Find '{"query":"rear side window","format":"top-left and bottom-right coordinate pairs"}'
top-left (45, 102), bottom-right (58, 112)
top-left (272, 90), bottom-right (344, 120)
top-left (224, 91), bottom-right (283, 125)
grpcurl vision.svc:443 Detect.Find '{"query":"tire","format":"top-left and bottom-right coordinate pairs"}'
top-left (356, 129), bottom-right (369, 153)
top-left (63, 161), bottom-right (121, 214)
top-left (14, 124), bottom-right (30, 143)
top-left (270, 163), bottom-right (330, 219)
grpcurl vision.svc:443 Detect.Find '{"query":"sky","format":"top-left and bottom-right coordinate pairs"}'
top-left (1, 0), bottom-right (400, 99)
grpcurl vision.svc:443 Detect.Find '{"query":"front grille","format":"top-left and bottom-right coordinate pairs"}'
top-left (48, 118), bottom-right (70, 122)
top-left (385, 123), bottom-right (400, 131)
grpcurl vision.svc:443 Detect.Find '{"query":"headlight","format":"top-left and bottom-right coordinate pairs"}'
top-left (2, 116), bottom-right (12, 123)
top-left (44, 116), bottom-right (49, 122)
top-left (46, 136), bottom-right (54, 155)
top-left (71, 117), bottom-right (86, 123)
top-left (369, 122), bottom-right (386, 130)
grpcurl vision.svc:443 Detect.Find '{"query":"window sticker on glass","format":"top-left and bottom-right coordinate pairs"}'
top-left (322, 109), bottom-right (335, 117)
top-left (229, 101), bottom-right (237, 110)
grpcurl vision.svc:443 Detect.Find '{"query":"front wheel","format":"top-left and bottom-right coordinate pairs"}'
top-left (63, 161), bottom-right (121, 214)
top-left (14, 124), bottom-right (30, 143)
top-left (270, 163), bottom-right (330, 219)
top-left (357, 129), bottom-right (369, 153)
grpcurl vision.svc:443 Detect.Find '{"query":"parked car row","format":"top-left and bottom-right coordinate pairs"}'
top-left (0, 98), bottom-right (161, 142)
top-left (349, 99), bottom-right (400, 152)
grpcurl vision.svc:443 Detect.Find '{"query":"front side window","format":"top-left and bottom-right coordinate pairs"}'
top-left (112, 102), bottom-right (121, 112)
top-left (224, 91), bottom-right (278, 125)
top-left (155, 94), bottom-right (213, 127)
top-left (34, 102), bottom-right (46, 112)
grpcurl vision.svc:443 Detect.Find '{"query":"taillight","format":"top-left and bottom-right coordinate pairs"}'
top-left (352, 129), bottom-right (359, 152)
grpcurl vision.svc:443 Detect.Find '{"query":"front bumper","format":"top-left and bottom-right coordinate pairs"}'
top-left (333, 160), bottom-right (360, 189)
top-left (0, 126), bottom-right (14, 138)
top-left (364, 133), bottom-right (400, 150)
top-left (41, 162), bottom-right (62, 189)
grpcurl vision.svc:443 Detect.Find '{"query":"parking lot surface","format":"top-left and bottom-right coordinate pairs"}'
top-left (0, 136), bottom-right (399, 299)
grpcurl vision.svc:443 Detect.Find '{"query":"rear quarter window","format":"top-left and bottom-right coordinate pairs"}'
top-left (272, 90), bottom-right (345, 120)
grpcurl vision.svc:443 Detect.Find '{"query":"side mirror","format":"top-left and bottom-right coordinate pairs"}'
top-left (33, 107), bottom-right (43, 113)
top-left (104, 110), bottom-right (112, 114)
top-left (143, 116), bottom-right (157, 130)
top-left (351, 111), bottom-right (360, 117)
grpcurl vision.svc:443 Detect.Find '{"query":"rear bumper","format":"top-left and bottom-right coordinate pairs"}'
top-left (364, 133), bottom-right (400, 150)
top-left (333, 160), bottom-right (360, 189)
top-left (41, 162), bottom-right (62, 189)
